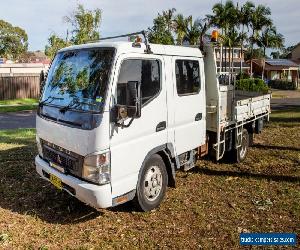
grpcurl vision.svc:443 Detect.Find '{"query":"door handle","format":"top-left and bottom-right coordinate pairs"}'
top-left (156, 121), bottom-right (166, 132)
top-left (195, 113), bottom-right (202, 121)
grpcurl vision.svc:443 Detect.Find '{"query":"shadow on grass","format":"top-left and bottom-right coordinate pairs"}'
top-left (253, 144), bottom-right (300, 152)
top-left (270, 117), bottom-right (300, 123)
top-left (0, 140), bottom-right (105, 225)
top-left (191, 166), bottom-right (300, 184)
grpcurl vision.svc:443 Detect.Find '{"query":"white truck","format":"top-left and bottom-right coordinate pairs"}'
top-left (35, 31), bottom-right (270, 211)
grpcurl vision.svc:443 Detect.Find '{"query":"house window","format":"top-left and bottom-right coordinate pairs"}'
top-left (117, 59), bottom-right (161, 106)
top-left (175, 60), bottom-right (201, 96)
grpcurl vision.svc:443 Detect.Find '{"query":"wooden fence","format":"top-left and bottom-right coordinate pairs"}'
top-left (0, 74), bottom-right (41, 100)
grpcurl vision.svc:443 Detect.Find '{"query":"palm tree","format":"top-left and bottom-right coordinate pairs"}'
top-left (239, 1), bottom-right (255, 73)
top-left (257, 26), bottom-right (284, 56)
top-left (183, 17), bottom-right (207, 45)
top-left (173, 14), bottom-right (189, 45)
top-left (206, 1), bottom-right (239, 71)
top-left (249, 5), bottom-right (273, 53)
top-left (220, 28), bottom-right (243, 73)
top-left (162, 8), bottom-right (176, 33)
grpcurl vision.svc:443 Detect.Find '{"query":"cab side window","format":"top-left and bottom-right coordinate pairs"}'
top-left (175, 60), bottom-right (200, 96)
top-left (117, 59), bottom-right (160, 106)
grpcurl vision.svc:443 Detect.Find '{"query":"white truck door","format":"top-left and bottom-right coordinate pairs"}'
top-left (109, 54), bottom-right (168, 198)
top-left (172, 57), bottom-right (206, 155)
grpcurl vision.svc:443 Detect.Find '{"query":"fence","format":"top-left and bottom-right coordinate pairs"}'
top-left (0, 74), bottom-right (41, 100)
top-left (0, 63), bottom-right (47, 100)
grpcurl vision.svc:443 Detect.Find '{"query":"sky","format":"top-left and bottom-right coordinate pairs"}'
top-left (0, 0), bottom-right (299, 51)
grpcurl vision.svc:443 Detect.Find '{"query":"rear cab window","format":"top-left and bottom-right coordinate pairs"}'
top-left (175, 59), bottom-right (201, 96)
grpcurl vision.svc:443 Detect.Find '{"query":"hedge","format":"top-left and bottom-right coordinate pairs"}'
top-left (236, 78), bottom-right (269, 94)
top-left (268, 80), bottom-right (297, 90)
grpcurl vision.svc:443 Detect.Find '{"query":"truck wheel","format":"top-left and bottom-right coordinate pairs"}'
top-left (237, 129), bottom-right (249, 162)
top-left (134, 154), bottom-right (168, 211)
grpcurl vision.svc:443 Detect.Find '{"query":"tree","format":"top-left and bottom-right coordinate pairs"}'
top-left (45, 34), bottom-right (71, 59)
top-left (184, 17), bottom-right (207, 45)
top-left (173, 14), bottom-right (189, 45)
top-left (148, 10), bottom-right (175, 45)
top-left (249, 5), bottom-right (272, 53)
top-left (207, 0), bottom-right (238, 36)
top-left (0, 19), bottom-right (28, 60)
top-left (162, 8), bottom-right (176, 33)
top-left (206, 1), bottom-right (240, 71)
top-left (65, 4), bottom-right (102, 44)
top-left (271, 44), bottom-right (298, 59)
top-left (45, 4), bottom-right (102, 58)
top-left (257, 26), bottom-right (284, 56)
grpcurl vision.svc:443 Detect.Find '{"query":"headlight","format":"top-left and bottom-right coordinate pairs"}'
top-left (82, 151), bottom-right (110, 185)
top-left (36, 136), bottom-right (43, 158)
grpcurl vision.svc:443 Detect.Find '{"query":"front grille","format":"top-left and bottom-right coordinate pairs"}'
top-left (41, 139), bottom-right (84, 177)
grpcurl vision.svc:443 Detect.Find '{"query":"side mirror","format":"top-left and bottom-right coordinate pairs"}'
top-left (113, 81), bottom-right (141, 127)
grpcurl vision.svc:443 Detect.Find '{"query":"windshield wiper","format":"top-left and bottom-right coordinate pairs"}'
top-left (59, 99), bottom-right (97, 113)
top-left (39, 96), bottom-right (64, 107)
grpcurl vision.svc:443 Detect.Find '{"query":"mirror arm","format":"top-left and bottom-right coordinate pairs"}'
top-left (121, 118), bottom-right (134, 128)
top-left (115, 117), bottom-right (134, 128)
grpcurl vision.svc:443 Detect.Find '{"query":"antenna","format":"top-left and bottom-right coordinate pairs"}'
top-left (88, 30), bottom-right (152, 54)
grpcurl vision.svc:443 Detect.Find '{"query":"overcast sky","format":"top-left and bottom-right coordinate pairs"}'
top-left (0, 0), bottom-right (299, 51)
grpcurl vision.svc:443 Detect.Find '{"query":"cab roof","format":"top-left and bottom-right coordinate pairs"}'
top-left (58, 41), bottom-right (203, 58)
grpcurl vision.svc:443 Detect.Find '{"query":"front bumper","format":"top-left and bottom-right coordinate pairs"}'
top-left (35, 155), bottom-right (112, 209)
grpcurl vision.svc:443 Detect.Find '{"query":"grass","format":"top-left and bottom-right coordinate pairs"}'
top-left (271, 94), bottom-right (287, 99)
top-left (0, 110), bottom-right (299, 249)
top-left (0, 98), bottom-right (38, 106)
top-left (0, 98), bottom-right (38, 113)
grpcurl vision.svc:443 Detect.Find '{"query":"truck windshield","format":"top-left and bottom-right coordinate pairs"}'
top-left (41, 48), bottom-right (115, 112)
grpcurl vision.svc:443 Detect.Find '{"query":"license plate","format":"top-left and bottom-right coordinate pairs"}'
top-left (50, 174), bottom-right (62, 190)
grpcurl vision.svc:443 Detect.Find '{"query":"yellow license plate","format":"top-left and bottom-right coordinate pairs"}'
top-left (50, 174), bottom-right (62, 190)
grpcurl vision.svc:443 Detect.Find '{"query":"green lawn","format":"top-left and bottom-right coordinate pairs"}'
top-left (0, 98), bottom-right (38, 113)
top-left (0, 110), bottom-right (299, 249)
top-left (0, 98), bottom-right (38, 106)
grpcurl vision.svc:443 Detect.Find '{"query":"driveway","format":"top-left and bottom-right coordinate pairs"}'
top-left (0, 111), bottom-right (36, 130)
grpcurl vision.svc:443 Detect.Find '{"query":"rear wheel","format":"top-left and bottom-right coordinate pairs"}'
top-left (231, 129), bottom-right (249, 163)
top-left (237, 128), bottom-right (249, 162)
top-left (134, 154), bottom-right (168, 211)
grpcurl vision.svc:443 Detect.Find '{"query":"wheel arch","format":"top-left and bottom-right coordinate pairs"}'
top-left (138, 144), bottom-right (177, 188)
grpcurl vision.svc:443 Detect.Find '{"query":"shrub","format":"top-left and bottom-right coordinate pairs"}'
top-left (268, 80), bottom-right (297, 90)
top-left (236, 78), bottom-right (269, 94)
top-left (236, 72), bottom-right (250, 80)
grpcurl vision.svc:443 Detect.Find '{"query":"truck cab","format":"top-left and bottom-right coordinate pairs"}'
top-left (35, 40), bottom-right (207, 211)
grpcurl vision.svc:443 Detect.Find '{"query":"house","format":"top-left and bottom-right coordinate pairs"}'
top-left (251, 59), bottom-right (299, 88)
top-left (287, 43), bottom-right (300, 63)
top-left (214, 47), bottom-right (250, 74)
top-left (19, 51), bottom-right (51, 64)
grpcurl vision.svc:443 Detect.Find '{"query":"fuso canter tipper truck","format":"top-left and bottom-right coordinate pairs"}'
top-left (35, 31), bottom-right (271, 211)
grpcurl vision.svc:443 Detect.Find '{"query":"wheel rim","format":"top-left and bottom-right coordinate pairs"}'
top-left (240, 134), bottom-right (247, 159)
top-left (144, 165), bottom-right (163, 202)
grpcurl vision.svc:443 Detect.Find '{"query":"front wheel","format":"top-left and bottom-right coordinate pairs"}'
top-left (134, 154), bottom-right (168, 211)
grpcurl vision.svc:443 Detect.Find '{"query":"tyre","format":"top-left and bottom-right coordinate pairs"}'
top-left (231, 128), bottom-right (249, 163)
top-left (134, 154), bottom-right (168, 211)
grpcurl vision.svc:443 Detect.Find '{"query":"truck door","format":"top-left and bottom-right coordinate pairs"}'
top-left (109, 54), bottom-right (168, 198)
top-left (172, 57), bottom-right (206, 155)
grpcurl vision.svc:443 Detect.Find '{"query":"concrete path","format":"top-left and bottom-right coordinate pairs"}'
top-left (0, 111), bottom-right (36, 130)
